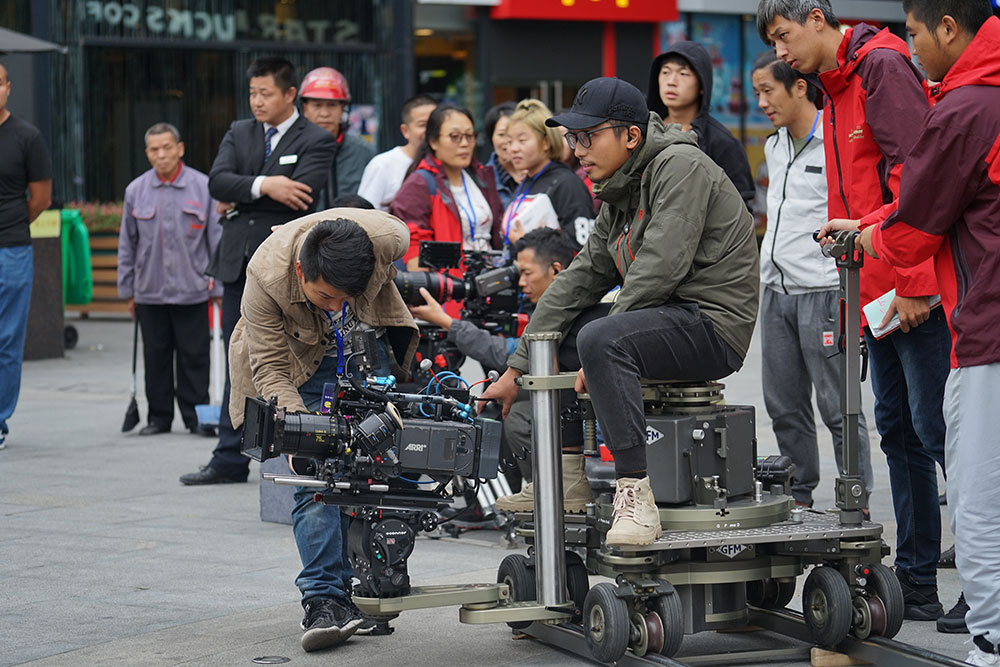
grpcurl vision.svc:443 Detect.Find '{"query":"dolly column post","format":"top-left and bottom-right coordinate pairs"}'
top-left (525, 332), bottom-right (568, 607)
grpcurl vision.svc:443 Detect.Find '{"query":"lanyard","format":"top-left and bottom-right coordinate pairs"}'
top-left (325, 302), bottom-right (349, 376)
top-left (455, 171), bottom-right (478, 243)
top-left (504, 161), bottom-right (551, 245)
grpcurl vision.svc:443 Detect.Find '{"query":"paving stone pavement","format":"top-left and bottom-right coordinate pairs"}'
top-left (0, 316), bottom-right (970, 666)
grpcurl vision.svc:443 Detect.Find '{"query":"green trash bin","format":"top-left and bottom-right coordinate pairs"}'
top-left (61, 209), bottom-right (93, 349)
top-left (61, 209), bottom-right (92, 307)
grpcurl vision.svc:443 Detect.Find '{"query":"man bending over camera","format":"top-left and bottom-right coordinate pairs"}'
top-left (482, 77), bottom-right (759, 547)
top-left (227, 208), bottom-right (417, 651)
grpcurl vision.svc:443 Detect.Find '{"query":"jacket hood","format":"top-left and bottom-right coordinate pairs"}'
top-left (840, 23), bottom-right (911, 76)
top-left (647, 41), bottom-right (713, 120)
top-left (593, 112), bottom-right (699, 206)
top-left (934, 16), bottom-right (1000, 100)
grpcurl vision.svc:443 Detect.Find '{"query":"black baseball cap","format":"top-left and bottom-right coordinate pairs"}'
top-left (546, 77), bottom-right (649, 130)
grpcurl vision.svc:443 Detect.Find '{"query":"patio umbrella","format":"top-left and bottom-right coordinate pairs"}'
top-left (0, 26), bottom-right (67, 55)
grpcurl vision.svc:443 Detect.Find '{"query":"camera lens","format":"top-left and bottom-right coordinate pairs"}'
top-left (393, 271), bottom-right (468, 305)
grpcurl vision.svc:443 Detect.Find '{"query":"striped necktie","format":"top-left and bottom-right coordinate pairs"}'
top-left (264, 126), bottom-right (278, 161)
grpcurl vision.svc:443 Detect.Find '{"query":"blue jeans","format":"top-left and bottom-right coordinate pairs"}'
top-left (865, 309), bottom-right (950, 586)
top-left (292, 345), bottom-right (391, 603)
top-left (0, 245), bottom-right (34, 435)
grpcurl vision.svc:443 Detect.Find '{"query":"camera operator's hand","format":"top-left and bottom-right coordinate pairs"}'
top-left (573, 368), bottom-right (588, 394)
top-left (856, 226), bottom-right (877, 258)
top-left (480, 367), bottom-right (522, 418)
top-left (408, 287), bottom-right (453, 330)
top-left (261, 175), bottom-right (313, 211)
top-left (817, 218), bottom-right (861, 247)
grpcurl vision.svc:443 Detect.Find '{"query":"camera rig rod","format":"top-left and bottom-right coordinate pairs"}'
top-left (525, 332), bottom-right (568, 608)
top-left (828, 230), bottom-right (868, 526)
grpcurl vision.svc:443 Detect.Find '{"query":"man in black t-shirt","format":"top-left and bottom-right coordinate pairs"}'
top-left (0, 62), bottom-right (52, 449)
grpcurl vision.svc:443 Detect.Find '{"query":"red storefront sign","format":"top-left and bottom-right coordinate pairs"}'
top-left (491, 0), bottom-right (678, 23)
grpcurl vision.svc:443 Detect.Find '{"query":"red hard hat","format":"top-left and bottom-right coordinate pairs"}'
top-left (300, 67), bottom-right (351, 102)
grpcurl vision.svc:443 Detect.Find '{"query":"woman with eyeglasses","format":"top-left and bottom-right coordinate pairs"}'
top-left (502, 99), bottom-right (596, 249)
top-left (390, 104), bottom-right (504, 271)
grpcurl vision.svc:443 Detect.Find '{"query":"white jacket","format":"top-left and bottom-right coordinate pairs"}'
top-left (760, 111), bottom-right (839, 293)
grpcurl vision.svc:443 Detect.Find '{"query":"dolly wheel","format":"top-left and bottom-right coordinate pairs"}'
top-left (650, 583), bottom-right (684, 657)
top-left (865, 563), bottom-right (904, 638)
top-left (803, 566), bottom-right (853, 648)
top-left (497, 554), bottom-right (535, 630)
top-left (584, 583), bottom-right (630, 663)
top-left (565, 551), bottom-right (590, 624)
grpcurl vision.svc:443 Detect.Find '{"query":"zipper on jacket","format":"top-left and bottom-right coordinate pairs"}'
top-left (809, 76), bottom-right (852, 219)
top-left (768, 130), bottom-right (816, 294)
top-left (949, 227), bottom-right (971, 321)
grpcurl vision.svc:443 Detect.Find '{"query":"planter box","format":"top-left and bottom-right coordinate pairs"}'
top-left (70, 232), bottom-right (130, 316)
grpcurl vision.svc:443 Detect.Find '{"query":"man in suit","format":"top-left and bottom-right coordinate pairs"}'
top-left (180, 56), bottom-right (336, 485)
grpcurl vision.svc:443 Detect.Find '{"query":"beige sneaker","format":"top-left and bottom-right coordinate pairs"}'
top-left (494, 454), bottom-right (594, 513)
top-left (605, 477), bottom-right (662, 547)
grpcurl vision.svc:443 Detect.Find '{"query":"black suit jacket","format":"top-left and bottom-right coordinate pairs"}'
top-left (207, 114), bottom-right (336, 283)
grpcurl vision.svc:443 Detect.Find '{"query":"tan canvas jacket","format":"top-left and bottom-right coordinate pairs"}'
top-left (228, 208), bottom-right (418, 428)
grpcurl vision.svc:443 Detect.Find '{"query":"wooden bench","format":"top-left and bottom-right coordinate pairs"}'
top-left (69, 233), bottom-right (130, 316)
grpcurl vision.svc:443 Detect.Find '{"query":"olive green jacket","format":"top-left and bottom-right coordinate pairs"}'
top-left (228, 208), bottom-right (418, 428)
top-left (507, 114), bottom-right (759, 372)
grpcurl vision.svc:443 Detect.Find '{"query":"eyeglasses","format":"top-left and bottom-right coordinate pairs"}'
top-left (444, 131), bottom-right (477, 145)
top-left (563, 124), bottom-right (630, 150)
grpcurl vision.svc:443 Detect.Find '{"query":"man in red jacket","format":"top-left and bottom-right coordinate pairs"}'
top-left (758, 0), bottom-right (953, 623)
top-left (827, 2), bottom-right (1000, 663)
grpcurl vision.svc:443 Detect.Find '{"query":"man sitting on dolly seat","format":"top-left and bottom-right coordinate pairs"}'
top-left (482, 77), bottom-right (759, 547)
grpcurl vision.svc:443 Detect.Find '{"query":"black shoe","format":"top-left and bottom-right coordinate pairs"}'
top-left (937, 593), bottom-right (969, 633)
top-left (188, 424), bottom-right (217, 437)
top-left (178, 465), bottom-right (246, 485)
top-left (343, 599), bottom-right (394, 636)
top-left (939, 492), bottom-right (947, 505)
top-left (896, 570), bottom-right (944, 620)
top-left (300, 597), bottom-right (362, 651)
top-left (940, 545), bottom-right (957, 568)
top-left (139, 423), bottom-right (170, 435)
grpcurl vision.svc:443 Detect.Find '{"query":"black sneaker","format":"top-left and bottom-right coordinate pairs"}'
top-left (895, 570), bottom-right (944, 620)
top-left (300, 597), bottom-right (362, 651)
top-left (940, 545), bottom-right (957, 568)
top-left (344, 598), bottom-right (394, 636)
top-left (937, 593), bottom-right (969, 634)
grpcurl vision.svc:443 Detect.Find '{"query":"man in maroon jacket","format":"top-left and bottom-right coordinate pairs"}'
top-left (828, 2), bottom-right (1000, 663)
top-left (758, 0), bottom-right (953, 623)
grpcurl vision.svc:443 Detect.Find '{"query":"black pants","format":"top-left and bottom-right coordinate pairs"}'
top-left (135, 302), bottom-right (210, 430)
top-left (576, 303), bottom-right (742, 475)
top-left (208, 275), bottom-right (250, 480)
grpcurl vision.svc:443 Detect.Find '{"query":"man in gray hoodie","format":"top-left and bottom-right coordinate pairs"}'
top-left (482, 77), bottom-right (759, 547)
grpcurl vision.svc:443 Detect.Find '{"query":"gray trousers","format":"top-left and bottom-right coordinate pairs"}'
top-left (760, 288), bottom-right (874, 505)
top-left (945, 363), bottom-right (1000, 645)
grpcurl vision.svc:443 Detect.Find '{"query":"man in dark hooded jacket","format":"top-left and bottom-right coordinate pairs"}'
top-left (647, 40), bottom-right (756, 208)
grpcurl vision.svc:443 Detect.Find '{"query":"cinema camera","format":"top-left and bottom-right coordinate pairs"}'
top-left (241, 328), bottom-right (502, 601)
top-left (393, 241), bottom-right (523, 337)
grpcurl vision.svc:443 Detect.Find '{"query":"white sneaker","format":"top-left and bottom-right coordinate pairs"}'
top-left (605, 477), bottom-right (662, 547)
top-left (967, 640), bottom-right (1000, 666)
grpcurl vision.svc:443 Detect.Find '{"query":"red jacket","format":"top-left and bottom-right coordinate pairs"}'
top-left (815, 24), bottom-right (939, 324)
top-left (872, 16), bottom-right (1000, 368)
top-left (389, 154), bottom-right (504, 263)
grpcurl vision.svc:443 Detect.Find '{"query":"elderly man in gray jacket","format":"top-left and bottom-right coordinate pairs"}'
top-left (117, 122), bottom-right (222, 436)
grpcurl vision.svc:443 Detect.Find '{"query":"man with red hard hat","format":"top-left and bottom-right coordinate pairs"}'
top-left (300, 67), bottom-right (375, 207)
